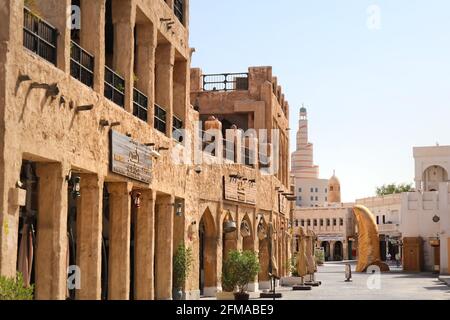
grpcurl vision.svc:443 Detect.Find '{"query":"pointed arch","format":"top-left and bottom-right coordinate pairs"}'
top-left (199, 207), bottom-right (217, 296)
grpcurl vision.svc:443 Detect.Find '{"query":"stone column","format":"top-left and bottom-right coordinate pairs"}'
top-left (80, 0), bottom-right (106, 94)
top-left (155, 195), bottom-right (174, 300)
top-left (155, 43), bottom-right (175, 137)
top-left (330, 241), bottom-right (335, 261)
top-left (134, 189), bottom-right (156, 300)
top-left (135, 23), bottom-right (156, 127)
top-left (107, 182), bottom-right (132, 300)
top-left (35, 163), bottom-right (68, 300)
top-left (76, 174), bottom-right (103, 300)
top-left (112, 0), bottom-right (136, 113)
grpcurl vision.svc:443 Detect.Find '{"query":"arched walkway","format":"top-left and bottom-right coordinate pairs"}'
top-left (321, 241), bottom-right (331, 261)
top-left (334, 241), bottom-right (343, 261)
top-left (199, 208), bottom-right (217, 297)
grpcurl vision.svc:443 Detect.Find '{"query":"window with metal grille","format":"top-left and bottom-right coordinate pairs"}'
top-left (154, 104), bottom-right (167, 134)
top-left (174, 0), bottom-right (184, 24)
top-left (133, 88), bottom-right (148, 122)
top-left (23, 7), bottom-right (58, 65)
top-left (70, 41), bottom-right (94, 88)
top-left (104, 66), bottom-right (125, 107)
top-left (203, 73), bottom-right (249, 92)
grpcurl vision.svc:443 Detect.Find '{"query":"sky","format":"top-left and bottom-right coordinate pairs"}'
top-left (189, 0), bottom-right (450, 202)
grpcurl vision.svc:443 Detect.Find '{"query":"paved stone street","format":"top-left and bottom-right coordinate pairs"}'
top-left (263, 262), bottom-right (450, 300)
top-left (204, 262), bottom-right (450, 301)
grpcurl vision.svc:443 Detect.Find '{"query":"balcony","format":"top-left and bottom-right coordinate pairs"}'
top-left (203, 73), bottom-right (249, 92)
top-left (104, 66), bottom-right (125, 107)
top-left (154, 104), bottom-right (167, 134)
top-left (133, 88), bottom-right (148, 122)
top-left (23, 7), bottom-right (58, 65)
top-left (70, 41), bottom-right (94, 88)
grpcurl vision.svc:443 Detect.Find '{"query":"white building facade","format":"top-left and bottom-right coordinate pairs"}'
top-left (400, 146), bottom-right (450, 274)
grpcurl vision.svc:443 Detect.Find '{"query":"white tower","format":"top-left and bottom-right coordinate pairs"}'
top-left (291, 106), bottom-right (319, 179)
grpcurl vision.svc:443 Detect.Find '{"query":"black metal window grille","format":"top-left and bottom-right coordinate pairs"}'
top-left (203, 73), bottom-right (249, 92)
top-left (154, 104), bottom-right (167, 134)
top-left (242, 146), bottom-right (255, 167)
top-left (133, 88), bottom-right (148, 122)
top-left (70, 41), bottom-right (94, 88)
top-left (104, 66), bottom-right (125, 107)
top-left (23, 7), bottom-right (57, 65)
top-left (174, 0), bottom-right (184, 24)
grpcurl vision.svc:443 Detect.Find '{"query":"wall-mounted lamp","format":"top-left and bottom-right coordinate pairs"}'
top-left (432, 215), bottom-right (440, 223)
top-left (66, 173), bottom-right (81, 199)
top-left (76, 104), bottom-right (94, 113)
top-left (132, 192), bottom-right (142, 208)
top-left (174, 201), bottom-right (183, 217)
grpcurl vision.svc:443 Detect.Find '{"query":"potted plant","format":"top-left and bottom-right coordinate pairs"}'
top-left (290, 254), bottom-right (299, 277)
top-left (315, 248), bottom-right (325, 266)
top-left (227, 250), bottom-right (260, 301)
top-left (0, 273), bottom-right (34, 300)
top-left (173, 244), bottom-right (193, 301)
top-left (216, 254), bottom-right (236, 300)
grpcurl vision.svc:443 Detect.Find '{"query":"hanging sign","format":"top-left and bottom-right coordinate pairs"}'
top-left (223, 176), bottom-right (256, 205)
top-left (110, 130), bottom-right (153, 183)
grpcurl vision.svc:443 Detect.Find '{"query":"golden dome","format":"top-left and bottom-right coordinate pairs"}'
top-left (329, 174), bottom-right (340, 185)
top-left (328, 170), bottom-right (341, 203)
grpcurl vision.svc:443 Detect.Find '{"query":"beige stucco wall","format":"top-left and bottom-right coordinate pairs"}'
top-left (0, 0), bottom-right (292, 299)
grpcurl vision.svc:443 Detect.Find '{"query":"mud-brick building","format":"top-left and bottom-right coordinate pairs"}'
top-left (0, 0), bottom-right (293, 300)
top-left (190, 68), bottom-right (293, 295)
